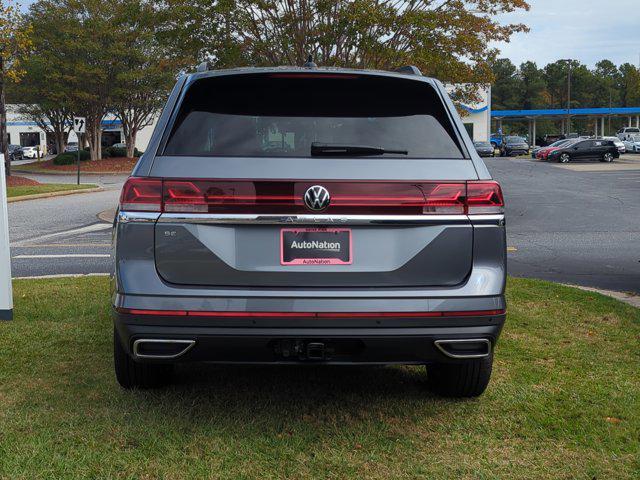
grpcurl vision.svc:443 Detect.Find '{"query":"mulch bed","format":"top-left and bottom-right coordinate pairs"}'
top-left (21, 157), bottom-right (138, 173)
top-left (7, 175), bottom-right (41, 187)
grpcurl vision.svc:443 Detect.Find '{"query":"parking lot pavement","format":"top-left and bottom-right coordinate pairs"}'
top-left (487, 156), bottom-right (640, 294)
top-left (8, 188), bottom-right (118, 278)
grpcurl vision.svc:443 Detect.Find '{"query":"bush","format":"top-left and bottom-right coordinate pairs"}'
top-left (53, 150), bottom-right (91, 165)
top-left (103, 145), bottom-right (142, 159)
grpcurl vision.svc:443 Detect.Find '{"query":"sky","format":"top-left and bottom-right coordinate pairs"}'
top-left (16, 0), bottom-right (640, 69)
top-left (493, 0), bottom-right (640, 68)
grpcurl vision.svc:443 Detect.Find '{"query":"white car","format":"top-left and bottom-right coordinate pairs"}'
top-left (602, 136), bottom-right (626, 154)
top-left (617, 127), bottom-right (640, 141)
top-left (21, 146), bottom-right (40, 159)
top-left (623, 134), bottom-right (640, 153)
top-left (111, 143), bottom-right (127, 149)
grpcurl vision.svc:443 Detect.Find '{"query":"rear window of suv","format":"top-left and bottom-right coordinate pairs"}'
top-left (163, 73), bottom-right (465, 159)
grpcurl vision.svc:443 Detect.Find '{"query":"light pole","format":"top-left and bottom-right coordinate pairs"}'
top-left (561, 59), bottom-right (573, 135)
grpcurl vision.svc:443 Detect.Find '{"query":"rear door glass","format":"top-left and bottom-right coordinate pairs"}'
top-left (163, 73), bottom-right (465, 159)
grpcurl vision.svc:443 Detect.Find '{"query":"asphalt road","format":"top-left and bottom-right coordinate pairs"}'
top-left (7, 158), bottom-right (640, 293)
top-left (487, 155), bottom-right (640, 293)
top-left (8, 175), bottom-right (124, 278)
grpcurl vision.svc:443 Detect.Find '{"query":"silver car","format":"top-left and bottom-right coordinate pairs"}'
top-left (112, 66), bottom-right (507, 397)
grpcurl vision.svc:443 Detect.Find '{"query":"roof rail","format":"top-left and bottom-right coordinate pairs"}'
top-left (394, 65), bottom-right (422, 76)
top-left (196, 61), bottom-right (210, 73)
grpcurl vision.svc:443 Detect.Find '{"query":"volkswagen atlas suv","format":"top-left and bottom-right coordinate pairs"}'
top-left (112, 65), bottom-right (507, 397)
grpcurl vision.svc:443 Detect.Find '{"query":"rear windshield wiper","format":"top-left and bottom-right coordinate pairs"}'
top-left (311, 143), bottom-right (408, 157)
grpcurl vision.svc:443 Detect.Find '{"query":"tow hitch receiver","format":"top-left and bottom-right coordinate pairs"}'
top-left (273, 339), bottom-right (331, 361)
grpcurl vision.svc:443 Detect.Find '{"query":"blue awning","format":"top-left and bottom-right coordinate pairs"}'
top-left (492, 107), bottom-right (640, 118)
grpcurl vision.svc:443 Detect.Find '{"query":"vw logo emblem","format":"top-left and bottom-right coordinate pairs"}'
top-left (303, 185), bottom-right (331, 211)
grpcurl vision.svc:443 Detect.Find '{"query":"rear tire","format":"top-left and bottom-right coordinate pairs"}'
top-left (602, 152), bottom-right (614, 163)
top-left (114, 328), bottom-right (173, 389)
top-left (558, 153), bottom-right (571, 163)
top-left (427, 354), bottom-right (493, 398)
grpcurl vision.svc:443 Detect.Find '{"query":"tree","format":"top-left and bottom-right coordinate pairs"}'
top-left (176, 0), bottom-right (530, 105)
top-left (489, 58), bottom-right (520, 110)
top-left (11, 54), bottom-right (73, 156)
top-left (518, 61), bottom-right (545, 110)
top-left (0, 0), bottom-right (32, 176)
top-left (111, 0), bottom-right (179, 158)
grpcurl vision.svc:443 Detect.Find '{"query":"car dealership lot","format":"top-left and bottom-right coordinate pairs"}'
top-left (487, 155), bottom-right (640, 293)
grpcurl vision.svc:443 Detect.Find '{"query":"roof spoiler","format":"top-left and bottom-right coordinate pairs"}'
top-left (394, 65), bottom-right (422, 76)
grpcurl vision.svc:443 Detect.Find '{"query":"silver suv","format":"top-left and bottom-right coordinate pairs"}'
top-left (112, 66), bottom-right (506, 397)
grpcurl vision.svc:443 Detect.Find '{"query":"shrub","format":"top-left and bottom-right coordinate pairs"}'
top-left (53, 150), bottom-right (91, 165)
top-left (103, 146), bottom-right (142, 159)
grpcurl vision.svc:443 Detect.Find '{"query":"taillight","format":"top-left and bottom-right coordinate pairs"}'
top-left (119, 178), bottom-right (162, 212)
top-left (466, 181), bottom-right (504, 214)
top-left (119, 179), bottom-right (504, 215)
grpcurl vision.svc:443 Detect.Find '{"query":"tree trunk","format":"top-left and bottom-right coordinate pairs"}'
top-left (126, 130), bottom-right (136, 158)
top-left (54, 129), bottom-right (66, 156)
top-left (0, 55), bottom-right (10, 177)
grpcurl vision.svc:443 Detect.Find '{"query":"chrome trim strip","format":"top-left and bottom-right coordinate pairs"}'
top-left (118, 211), bottom-right (161, 224)
top-left (468, 214), bottom-right (505, 226)
top-left (132, 339), bottom-right (196, 360)
top-left (434, 338), bottom-right (491, 359)
top-left (157, 213), bottom-right (473, 225)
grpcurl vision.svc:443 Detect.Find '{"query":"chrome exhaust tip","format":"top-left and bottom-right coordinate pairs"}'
top-left (132, 339), bottom-right (195, 359)
top-left (434, 338), bottom-right (491, 359)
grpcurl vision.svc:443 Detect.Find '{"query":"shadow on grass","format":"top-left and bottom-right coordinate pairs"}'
top-left (117, 363), bottom-right (459, 429)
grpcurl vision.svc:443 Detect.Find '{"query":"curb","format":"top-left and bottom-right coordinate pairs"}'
top-left (13, 273), bottom-right (110, 280)
top-left (8, 186), bottom-right (103, 203)
top-left (563, 284), bottom-right (640, 309)
top-left (13, 169), bottom-right (130, 176)
top-left (97, 208), bottom-right (117, 223)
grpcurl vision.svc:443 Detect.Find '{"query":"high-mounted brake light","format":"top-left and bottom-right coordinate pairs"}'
top-left (120, 178), bottom-right (162, 212)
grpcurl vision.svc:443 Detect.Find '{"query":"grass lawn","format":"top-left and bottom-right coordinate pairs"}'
top-left (0, 277), bottom-right (638, 479)
top-left (7, 183), bottom-right (97, 198)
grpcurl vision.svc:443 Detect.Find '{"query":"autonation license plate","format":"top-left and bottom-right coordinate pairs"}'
top-left (281, 228), bottom-right (352, 265)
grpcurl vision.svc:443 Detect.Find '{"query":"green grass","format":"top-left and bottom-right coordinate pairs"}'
top-left (0, 277), bottom-right (638, 479)
top-left (7, 183), bottom-right (97, 198)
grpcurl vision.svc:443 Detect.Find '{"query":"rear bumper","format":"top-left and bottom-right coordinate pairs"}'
top-left (114, 311), bottom-right (505, 365)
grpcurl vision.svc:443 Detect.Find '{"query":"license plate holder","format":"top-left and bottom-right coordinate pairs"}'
top-left (280, 228), bottom-right (352, 265)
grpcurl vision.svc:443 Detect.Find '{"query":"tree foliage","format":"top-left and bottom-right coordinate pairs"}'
top-left (1, 0), bottom-right (32, 175)
top-left (170, 0), bottom-right (530, 104)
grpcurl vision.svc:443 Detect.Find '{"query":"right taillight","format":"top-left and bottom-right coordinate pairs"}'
top-left (120, 177), bottom-right (162, 212)
top-left (466, 181), bottom-right (504, 214)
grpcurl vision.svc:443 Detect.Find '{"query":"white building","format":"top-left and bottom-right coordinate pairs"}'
top-left (5, 105), bottom-right (157, 154)
top-left (445, 85), bottom-right (491, 142)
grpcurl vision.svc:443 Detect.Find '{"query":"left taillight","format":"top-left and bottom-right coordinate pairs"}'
top-left (119, 177), bottom-right (162, 212)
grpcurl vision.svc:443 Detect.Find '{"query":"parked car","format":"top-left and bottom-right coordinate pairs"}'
top-left (111, 142), bottom-right (127, 149)
top-left (8, 144), bottom-right (23, 161)
top-left (547, 139), bottom-right (619, 163)
top-left (473, 141), bottom-right (495, 157)
top-left (622, 134), bottom-right (640, 153)
top-left (64, 142), bottom-right (79, 152)
top-left (536, 139), bottom-right (580, 161)
top-left (500, 136), bottom-right (529, 157)
top-left (540, 134), bottom-right (566, 146)
top-left (20, 146), bottom-right (40, 159)
top-left (602, 136), bottom-right (626, 154)
top-left (532, 139), bottom-right (574, 159)
top-left (112, 65), bottom-right (507, 397)
top-left (616, 126), bottom-right (640, 141)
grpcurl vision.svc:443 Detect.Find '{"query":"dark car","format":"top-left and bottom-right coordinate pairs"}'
top-left (8, 144), bottom-right (23, 161)
top-left (112, 65), bottom-right (507, 398)
top-left (500, 136), bottom-right (529, 157)
top-left (473, 141), bottom-right (494, 157)
top-left (547, 139), bottom-right (619, 163)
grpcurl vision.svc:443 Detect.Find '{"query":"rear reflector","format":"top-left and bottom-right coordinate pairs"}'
top-left (120, 179), bottom-right (503, 215)
top-left (117, 308), bottom-right (505, 318)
